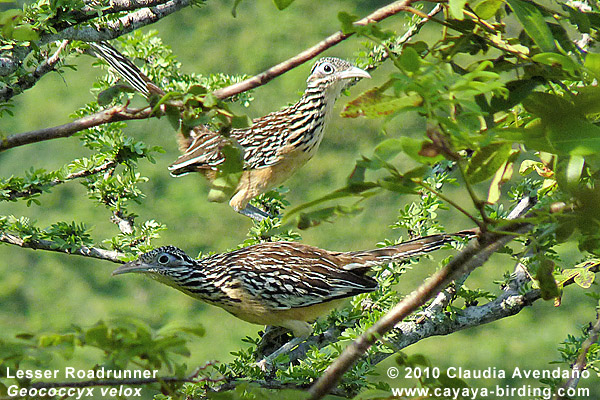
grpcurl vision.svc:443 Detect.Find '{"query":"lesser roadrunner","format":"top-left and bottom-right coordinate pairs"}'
top-left (90, 42), bottom-right (371, 221)
top-left (112, 231), bottom-right (475, 364)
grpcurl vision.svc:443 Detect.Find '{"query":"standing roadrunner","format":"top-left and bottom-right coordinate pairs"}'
top-left (90, 42), bottom-right (371, 220)
top-left (112, 230), bottom-right (476, 365)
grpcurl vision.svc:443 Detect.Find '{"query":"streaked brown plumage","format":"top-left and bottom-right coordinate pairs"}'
top-left (112, 230), bottom-right (476, 336)
top-left (90, 42), bottom-right (370, 220)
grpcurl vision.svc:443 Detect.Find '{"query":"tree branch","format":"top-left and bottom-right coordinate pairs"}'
top-left (64, 0), bottom-right (176, 28)
top-left (0, 106), bottom-right (152, 152)
top-left (211, 0), bottom-right (418, 100)
top-left (5, 160), bottom-right (117, 201)
top-left (0, 0), bottom-right (194, 102)
top-left (308, 196), bottom-right (536, 399)
top-left (0, 41), bottom-right (69, 102)
top-left (0, 231), bottom-right (124, 263)
top-left (558, 309), bottom-right (600, 399)
top-left (41, 0), bottom-right (193, 44)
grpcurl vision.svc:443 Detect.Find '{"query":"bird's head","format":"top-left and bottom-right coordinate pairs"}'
top-left (112, 246), bottom-right (197, 286)
top-left (306, 57), bottom-right (370, 93)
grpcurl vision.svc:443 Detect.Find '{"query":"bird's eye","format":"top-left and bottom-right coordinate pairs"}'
top-left (321, 63), bottom-right (334, 74)
top-left (158, 254), bottom-right (170, 264)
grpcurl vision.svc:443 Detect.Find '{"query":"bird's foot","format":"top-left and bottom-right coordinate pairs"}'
top-left (256, 336), bottom-right (306, 372)
top-left (238, 204), bottom-right (273, 221)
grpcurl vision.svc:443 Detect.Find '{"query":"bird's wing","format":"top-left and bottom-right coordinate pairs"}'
top-left (168, 128), bottom-right (228, 175)
top-left (221, 242), bottom-right (378, 310)
top-left (168, 109), bottom-right (293, 175)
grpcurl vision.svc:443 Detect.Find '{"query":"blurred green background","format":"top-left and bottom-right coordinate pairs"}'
top-left (1, 0), bottom-right (597, 397)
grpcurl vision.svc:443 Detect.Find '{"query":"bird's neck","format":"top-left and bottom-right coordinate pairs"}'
top-left (287, 82), bottom-right (345, 153)
top-left (153, 263), bottom-right (219, 302)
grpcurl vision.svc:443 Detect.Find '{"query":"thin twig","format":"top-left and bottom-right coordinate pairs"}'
top-left (0, 106), bottom-right (152, 152)
top-left (0, 41), bottom-right (70, 102)
top-left (558, 311), bottom-right (600, 399)
top-left (416, 178), bottom-right (484, 229)
top-left (0, 231), bottom-right (125, 263)
top-left (6, 160), bottom-right (117, 200)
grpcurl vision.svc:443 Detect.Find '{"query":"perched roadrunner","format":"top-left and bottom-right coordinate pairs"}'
top-left (90, 42), bottom-right (371, 220)
top-left (112, 230), bottom-right (475, 364)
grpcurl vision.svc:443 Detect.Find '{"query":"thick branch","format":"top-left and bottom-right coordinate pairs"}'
top-left (211, 0), bottom-right (417, 100)
top-left (0, 41), bottom-right (69, 102)
top-left (42, 0), bottom-right (193, 43)
top-left (0, 0), bottom-right (192, 102)
top-left (0, 231), bottom-right (124, 263)
top-left (0, 106), bottom-right (152, 152)
top-left (308, 197), bottom-right (536, 399)
top-left (65, 0), bottom-right (176, 28)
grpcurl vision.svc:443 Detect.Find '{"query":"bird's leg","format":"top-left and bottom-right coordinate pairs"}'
top-left (256, 320), bottom-right (312, 371)
top-left (256, 326), bottom-right (291, 358)
top-left (238, 204), bottom-right (272, 221)
top-left (256, 335), bottom-right (308, 372)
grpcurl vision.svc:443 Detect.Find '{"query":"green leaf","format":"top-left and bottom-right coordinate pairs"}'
top-left (341, 88), bottom-right (422, 118)
top-left (536, 259), bottom-right (560, 300)
top-left (449, 0), bottom-right (467, 19)
top-left (219, 143), bottom-right (244, 174)
top-left (466, 142), bottom-right (512, 184)
top-left (572, 86), bottom-right (600, 116)
top-left (507, 0), bottom-right (556, 52)
top-left (574, 268), bottom-right (595, 288)
top-left (338, 11), bottom-right (358, 34)
top-left (231, 0), bottom-right (244, 17)
top-left (541, 115), bottom-right (600, 156)
top-left (487, 149), bottom-right (518, 204)
top-left (296, 204), bottom-right (362, 229)
top-left (489, 78), bottom-right (544, 113)
top-left (531, 52), bottom-right (580, 75)
top-left (273, 0), bottom-right (295, 10)
top-left (202, 93), bottom-right (218, 108)
top-left (164, 104), bottom-right (181, 130)
top-left (523, 92), bottom-right (576, 118)
top-left (11, 24), bottom-right (39, 41)
top-left (231, 114), bottom-right (252, 129)
top-left (564, 5), bottom-right (591, 33)
top-left (398, 137), bottom-right (445, 165)
top-left (283, 182), bottom-right (378, 222)
top-left (373, 139), bottom-right (403, 161)
top-left (97, 84), bottom-right (135, 107)
top-left (399, 47), bottom-right (421, 73)
top-left (474, 0), bottom-right (504, 19)
top-left (0, 9), bottom-right (22, 25)
top-left (584, 53), bottom-right (600, 79)
top-left (566, 155), bottom-right (585, 187)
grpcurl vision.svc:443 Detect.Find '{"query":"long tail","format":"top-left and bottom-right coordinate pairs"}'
top-left (89, 41), bottom-right (162, 97)
top-left (89, 41), bottom-right (199, 150)
top-left (341, 229), bottom-right (479, 270)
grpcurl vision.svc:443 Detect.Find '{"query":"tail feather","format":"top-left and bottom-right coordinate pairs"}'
top-left (341, 229), bottom-right (478, 270)
top-left (89, 41), bottom-right (162, 97)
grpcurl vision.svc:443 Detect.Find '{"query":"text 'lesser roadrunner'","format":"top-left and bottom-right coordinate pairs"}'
top-left (90, 42), bottom-right (370, 220)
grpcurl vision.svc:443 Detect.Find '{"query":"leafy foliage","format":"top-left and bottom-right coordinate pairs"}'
top-left (2, 0), bottom-right (600, 399)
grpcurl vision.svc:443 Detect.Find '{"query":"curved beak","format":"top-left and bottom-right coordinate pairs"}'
top-left (338, 66), bottom-right (371, 80)
top-left (112, 260), bottom-right (150, 276)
